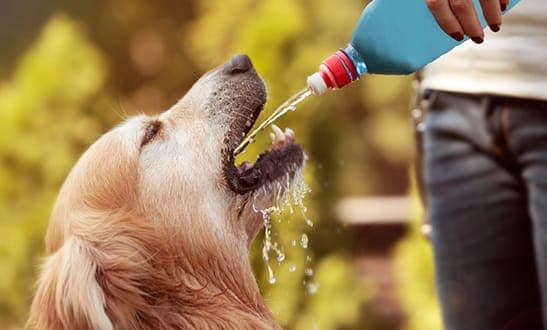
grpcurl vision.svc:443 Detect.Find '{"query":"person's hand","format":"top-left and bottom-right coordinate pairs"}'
top-left (426, 0), bottom-right (506, 43)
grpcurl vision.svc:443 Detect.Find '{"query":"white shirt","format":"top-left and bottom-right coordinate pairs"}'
top-left (422, 0), bottom-right (547, 100)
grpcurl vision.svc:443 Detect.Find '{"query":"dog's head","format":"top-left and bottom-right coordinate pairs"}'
top-left (29, 55), bottom-right (303, 329)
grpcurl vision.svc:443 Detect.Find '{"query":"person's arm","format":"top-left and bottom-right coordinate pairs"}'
top-left (425, 0), bottom-right (505, 43)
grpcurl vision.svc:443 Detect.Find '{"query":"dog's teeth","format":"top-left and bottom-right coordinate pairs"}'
top-left (270, 132), bottom-right (276, 143)
top-left (271, 124), bottom-right (285, 142)
top-left (284, 127), bottom-right (294, 137)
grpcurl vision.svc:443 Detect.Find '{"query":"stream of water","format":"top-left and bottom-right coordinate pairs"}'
top-left (234, 87), bottom-right (312, 155)
top-left (240, 87), bottom-right (316, 291)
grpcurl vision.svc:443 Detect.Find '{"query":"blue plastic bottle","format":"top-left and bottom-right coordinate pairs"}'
top-left (307, 0), bottom-right (522, 94)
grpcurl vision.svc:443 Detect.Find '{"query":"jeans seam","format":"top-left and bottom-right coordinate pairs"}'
top-left (500, 104), bottom-right (525, 183)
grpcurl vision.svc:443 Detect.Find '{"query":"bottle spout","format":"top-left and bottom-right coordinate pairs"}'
top-left (307, 72), bottom-right (328, 95)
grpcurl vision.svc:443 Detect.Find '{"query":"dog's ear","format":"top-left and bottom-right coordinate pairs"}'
top-left (27, 235), bottom-right (114, 330)
top-left (28, 210), bottom-right (168, 330)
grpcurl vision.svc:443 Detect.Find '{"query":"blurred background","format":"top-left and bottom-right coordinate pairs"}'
top-left (0, 0), bottom-right (441, 329)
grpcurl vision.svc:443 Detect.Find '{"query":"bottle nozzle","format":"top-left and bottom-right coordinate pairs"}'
top-left (307, 72), bottom-right (328, 95)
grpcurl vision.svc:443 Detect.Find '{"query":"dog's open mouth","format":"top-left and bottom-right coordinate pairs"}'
top-left (224, 101), bottom-right (305, 195)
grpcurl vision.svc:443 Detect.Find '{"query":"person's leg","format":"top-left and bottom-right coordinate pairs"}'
top-left (508, 99), bottom-right (547, 328)
top-left (423, 91), bottom-right (543, 330)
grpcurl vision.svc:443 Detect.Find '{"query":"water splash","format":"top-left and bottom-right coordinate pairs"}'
top-left (300, 233), bottom-right (309, 249)
top-left (258, 206), bottom-right (286, 284)
top-left (288, 264), bottom-right (297, 272)
top-left (293, 176), bottom-right (313, 227)
top-left (252, 169), bottom-right (313, 286)
top-left (259, 207), bottom-right (277, 285)
top-left (267, 269), bottom-right (277, 284)
top-left (276, 250), bottom-right (285, 262)
top-left (306, 282), bottom-right (319, 295)
top-left (234, 88), bottom-right (312, 155)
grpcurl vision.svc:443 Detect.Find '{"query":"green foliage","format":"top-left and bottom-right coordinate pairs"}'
top-left (293, 254), bottom-right (372, 330)
top-left (0, 15), bottom-right (107, 325)
top-left (0, 0), bottom-right (423, 328)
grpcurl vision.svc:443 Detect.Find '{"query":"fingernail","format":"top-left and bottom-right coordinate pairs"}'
top-left (489, 24), bottom-right (500, 32)
top-left (501, 2), bottom-right (507, 11)
top-left (471, 36), bottom-right (484, 44)
top-left (450, 32), bottom-right (464, 41)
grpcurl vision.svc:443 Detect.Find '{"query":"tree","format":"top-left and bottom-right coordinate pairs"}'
top-left (0, 0), bottom-right (425, 327)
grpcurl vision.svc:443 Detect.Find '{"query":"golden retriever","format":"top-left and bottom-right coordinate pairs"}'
top-left (28, 54), bottom-right (304, 329)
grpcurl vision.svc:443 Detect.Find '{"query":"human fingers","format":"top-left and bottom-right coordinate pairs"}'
top-left (499, 0), bottom-right (509, 11)
top-left (449, 0), bottom-right (484, 43)
top-left (426, 0), bottom-right (465, 41)
top-left (479, 0), bottom-right (502, 32)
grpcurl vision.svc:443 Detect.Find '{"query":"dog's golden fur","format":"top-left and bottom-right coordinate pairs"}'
top-left (27, 56), bottom-right (291, 329)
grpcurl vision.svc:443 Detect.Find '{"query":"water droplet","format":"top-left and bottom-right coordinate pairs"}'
top-left (307, 282), bottom-right (319, 294)
top-left (300, 233), bottom-right (309, 249)
top-left (288, 264), bottom-right (296, 272)
top-left (276, 253), bottom-right (285, 263)
top-left (267, 264), bottom-right (276, 284)
top-left (304, 268), bottom-right (314, 277)
top-left (292, 240), bottom-right (296, 247)
top-left (260, 208), bottom-right (277, 285)
top-left (306, 255), bottom-right (312, 263)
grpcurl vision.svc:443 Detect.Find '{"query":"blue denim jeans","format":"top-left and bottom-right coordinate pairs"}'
top-left (423, 91), bottom-right (547, 330)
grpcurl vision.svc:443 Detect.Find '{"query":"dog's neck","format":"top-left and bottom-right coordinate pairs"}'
top-left (155, 247), bottom-right (277, 329)
top-left (106, 232), bottom-right (278, 329)
top-left (33, 209), bottom-right (279, 329)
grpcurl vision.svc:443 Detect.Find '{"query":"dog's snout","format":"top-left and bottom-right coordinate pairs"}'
top-left (225, 54), bottom-right (253, 74)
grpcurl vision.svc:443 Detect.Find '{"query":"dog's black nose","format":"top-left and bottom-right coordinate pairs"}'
top-left (225, 54), bottom-right (253, 74)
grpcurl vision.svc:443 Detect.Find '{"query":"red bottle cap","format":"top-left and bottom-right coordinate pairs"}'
top-left (307, 50), bottom-right (358, 95)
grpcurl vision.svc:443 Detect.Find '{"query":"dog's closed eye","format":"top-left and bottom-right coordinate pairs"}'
top-left (141, 120), bottom-right (162, 147)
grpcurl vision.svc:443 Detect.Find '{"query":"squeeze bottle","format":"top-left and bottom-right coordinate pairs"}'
top-left (307, 0), bottom-right (522, 95)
